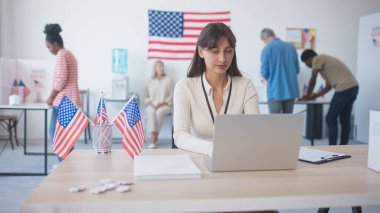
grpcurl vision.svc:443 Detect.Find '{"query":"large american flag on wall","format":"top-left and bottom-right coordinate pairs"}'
top-left (148, 10), bottom-right (231, 60)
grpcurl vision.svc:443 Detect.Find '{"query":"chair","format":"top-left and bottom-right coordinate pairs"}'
top-left (0, 115), bottom-right (19, 149)
top-left (79, 89), bottom-right (91, 144)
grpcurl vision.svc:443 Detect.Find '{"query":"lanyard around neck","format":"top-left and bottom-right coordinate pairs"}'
top-left (201, 74), bottom-right (232, 123)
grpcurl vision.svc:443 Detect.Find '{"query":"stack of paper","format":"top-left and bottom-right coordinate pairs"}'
top-left (298, 147), bottom-right (351, 164)
top-left (134, 155), bottom-right (202, 180)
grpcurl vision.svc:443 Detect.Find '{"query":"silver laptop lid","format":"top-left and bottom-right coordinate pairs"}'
top-left (209, 114), bottom-right (304, 172)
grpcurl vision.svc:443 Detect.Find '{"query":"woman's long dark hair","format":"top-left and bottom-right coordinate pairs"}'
top-left (44, 23), bottom-right (64, 47)
top-left (187, 22), bottom-right (242, 77)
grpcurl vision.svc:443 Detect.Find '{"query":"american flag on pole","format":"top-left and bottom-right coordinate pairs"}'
top-left (18, 79), bottom-right (31, 98)
top-left (53, 96), bottom-right (89, 159)
top-left (94, 96), bottom-right (112, 153)
top-left (113, 97), bottom-right (145, 159)
top-left (95, 96), bottom-right (109, 124)
top-left (148, 10), bottom-right (231, 60)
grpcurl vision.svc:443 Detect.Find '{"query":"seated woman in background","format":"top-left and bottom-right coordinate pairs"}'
top-left (144, 60), bottom-right (173, 149)
top-left (173, 22), bottom-right (260, 156)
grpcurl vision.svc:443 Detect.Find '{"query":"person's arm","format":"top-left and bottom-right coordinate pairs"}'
top-left (47, 89), bottom-right (59, 105)
top-left (48, 51), bottom-right (68, 105)
top-left (54, 52), bottom-right (69, 92)
top-left (301, 69), bottom-right (319, 100)
top-left (294, 48), bottom-right (300, 75)
top-left (260, 48), bottom-right (270, 80)
top-left (243, 80), bottom-right (260, 114)
top-left (144, 82), bottom-right (153, 106)
top-left (173, 80), bottom-right (213, 156)
top-left (311, 83), bottom-right (332, 99)
top-left (156, 78), bottom-right (174, 108)
top-left (163, 78), bottom-right (173, 106)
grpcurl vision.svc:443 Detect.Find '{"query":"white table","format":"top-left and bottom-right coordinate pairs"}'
top-left (0, 103), bottom-right (51, 175)
top-left (21, 145), bottom-right (380, 212)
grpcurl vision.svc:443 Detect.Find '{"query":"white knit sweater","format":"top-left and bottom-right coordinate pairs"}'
top-left (173, 73), bottom-right (260, 156)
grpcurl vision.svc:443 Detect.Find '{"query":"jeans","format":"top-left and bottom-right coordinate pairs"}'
top-left (326, 86), bottom-right (359, 145)
top-left (268, 99), bottom-right (295, 114)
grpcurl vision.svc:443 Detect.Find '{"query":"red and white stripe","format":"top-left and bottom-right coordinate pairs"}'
top-left (148, 11), bottom-right (231, 60)
top-left (53, 110), bottom-right (89, 159)
top-left (53, 49), bottom-right (80, 106)
top-left (114, 111), bottom-right (145, 159)
top-left (99, 113), bottom-right (112, 149)
top-left (94, 104), bottom-right (112, 151)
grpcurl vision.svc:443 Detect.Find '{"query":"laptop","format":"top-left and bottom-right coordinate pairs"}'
top-left (204, 114), bottom-right (304, 172)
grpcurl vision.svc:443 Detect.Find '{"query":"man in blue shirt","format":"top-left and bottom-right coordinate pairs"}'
top-left (260, 28), bottom-right (300, 113)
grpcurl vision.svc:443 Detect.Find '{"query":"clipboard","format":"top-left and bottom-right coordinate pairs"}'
top-left (298, 147), bottom-right (351, 164)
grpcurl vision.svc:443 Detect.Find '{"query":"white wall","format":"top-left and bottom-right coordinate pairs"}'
top-left (0, 0), bottom-right (5, 76)
top-left (1, 0), bottom-right (380, 139)
top-left (355, 11), bottom-right (380, 143)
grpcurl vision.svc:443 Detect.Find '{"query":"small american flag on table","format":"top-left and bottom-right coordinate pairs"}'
top-left (53, 96), bottom-right (89, 159)
top-left (148, 10), bottom-right (231, 60)
top-left (113, 96), bottom-right (145, 159)
top-left (95, 96), bottom-right (109, 124)
top-left (94, 96), bottom-right (111, 153)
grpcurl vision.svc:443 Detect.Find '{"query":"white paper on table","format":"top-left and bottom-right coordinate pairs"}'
top-left (134, 155), bottom-right (202, 180)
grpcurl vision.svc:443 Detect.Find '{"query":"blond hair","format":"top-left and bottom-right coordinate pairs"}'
top-left (152, 60), bottom-right (165, 78)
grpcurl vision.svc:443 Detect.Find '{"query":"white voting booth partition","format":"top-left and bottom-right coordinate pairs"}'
top-left (0, 58), bottom-right (54, 104)
top-left (369, 110), bottom-right (380, 173)
top-left (355, 11), bottom-right (380, 143)
top-left (0, 58), bottom-right (55, 140)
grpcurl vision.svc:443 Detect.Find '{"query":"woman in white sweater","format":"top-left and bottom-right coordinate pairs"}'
top-left (173, 23), bottom-right (260, 156)
top-left (145, 60), bottom-right (173, 149)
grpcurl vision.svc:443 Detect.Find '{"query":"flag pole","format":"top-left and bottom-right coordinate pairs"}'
top-left (100, 91), bottom-right (104, 118)
top-left (111, 94), bottom-right (136, 124)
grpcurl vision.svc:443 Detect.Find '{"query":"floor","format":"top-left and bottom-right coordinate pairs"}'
top-left (0, 137), bottom-right (379, 213)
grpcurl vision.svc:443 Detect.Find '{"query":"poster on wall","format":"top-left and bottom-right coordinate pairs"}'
top-left (285, 29), bottom-right (303, 49)
top-left (286, 28), bottom-right (316, 49)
